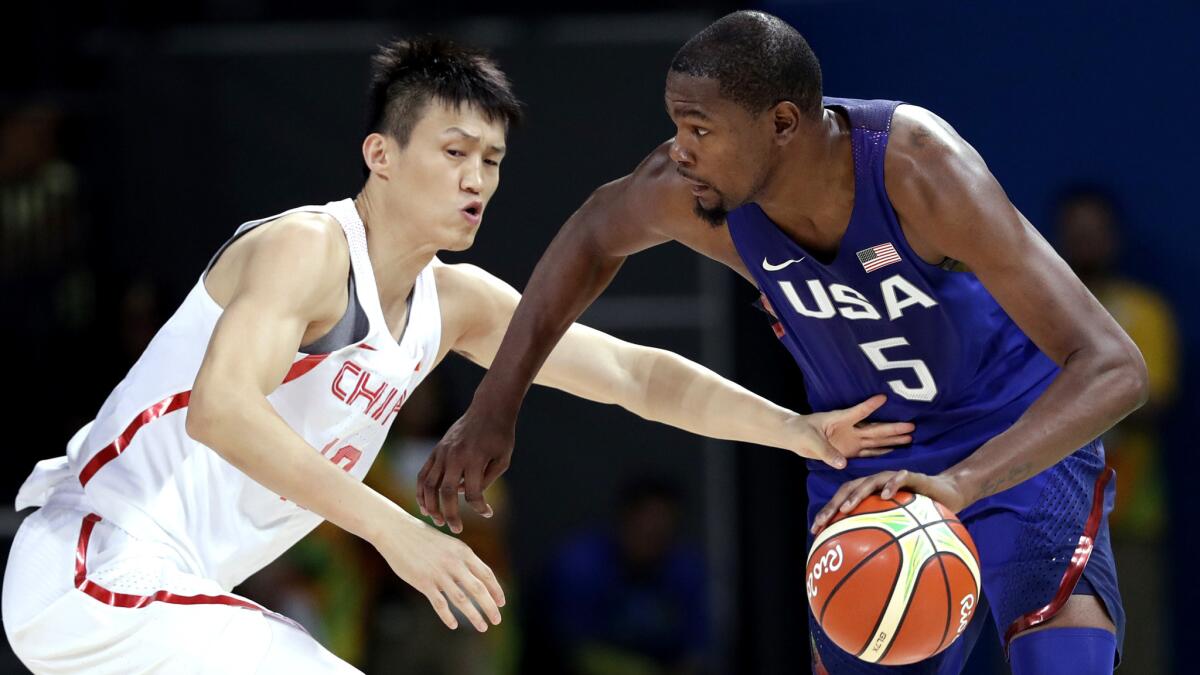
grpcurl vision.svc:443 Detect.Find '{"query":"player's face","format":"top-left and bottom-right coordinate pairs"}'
top-left (664, 72), bottom-right (775, 225)
top-left (385, 101), bottom-right (507, 251)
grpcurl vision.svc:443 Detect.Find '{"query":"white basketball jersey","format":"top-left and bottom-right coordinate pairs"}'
top-left (15, 198), bottom-right (441, 591)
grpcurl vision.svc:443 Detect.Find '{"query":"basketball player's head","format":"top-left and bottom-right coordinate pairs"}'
top-left (362, 36), bottom-right (522, 250)
top-left (665, 11), bottom-right (822, 225)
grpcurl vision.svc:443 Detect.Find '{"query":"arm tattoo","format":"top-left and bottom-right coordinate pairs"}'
top-left (911, 125), bottom-right (934, 148)
top-left (977, 460), bottom-right (1035, 500)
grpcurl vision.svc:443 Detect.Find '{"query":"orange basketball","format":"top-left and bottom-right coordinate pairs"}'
top-left (806, 490), bottom-right (981, 666)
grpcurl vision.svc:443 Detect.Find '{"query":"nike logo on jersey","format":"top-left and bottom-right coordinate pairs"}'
top-left (762, 256), bottom-right (806, 272)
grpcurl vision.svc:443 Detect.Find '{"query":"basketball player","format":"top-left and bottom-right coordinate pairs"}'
top-left (418, 12), bottom-right (1146, 675)
top-left (0, 37), bottom-right (914, 674)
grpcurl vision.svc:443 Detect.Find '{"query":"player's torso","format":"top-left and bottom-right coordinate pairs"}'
top-left (62, 199), bottom-right (441, 589)
top-left (727, 98), bottom-right (1058, 475)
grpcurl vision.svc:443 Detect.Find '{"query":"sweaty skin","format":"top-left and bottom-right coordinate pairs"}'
top-left (419, 78), bottom-right (1146, 636)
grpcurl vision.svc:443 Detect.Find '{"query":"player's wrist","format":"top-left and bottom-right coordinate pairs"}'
top-left (937, 467), bottom-right (980, 512)
top-left (370, 507), bottom-right (428, 551)
top-left (470, 379), bottom-right (524, 425)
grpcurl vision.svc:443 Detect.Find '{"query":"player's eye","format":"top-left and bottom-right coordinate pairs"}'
top-left (694, 127), bottom-right (709, 138)
top-left (447, 149), bottom-right (465, 158)
top-left (484, 159), bottom-right (499, 167)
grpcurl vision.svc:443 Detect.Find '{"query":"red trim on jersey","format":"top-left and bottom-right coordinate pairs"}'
top-left (79, 354), bottom-right (327, 487)
top-left (358, 342), bottom-right (377, 351)
top-left (1004, 466), bottom-right (1114, 649)
top-left (78, 391), bottom-right (192, 487)
top-left (73, 513), bottom-right (304, 631)
top-left (281, 353), bottom-right (330, 384)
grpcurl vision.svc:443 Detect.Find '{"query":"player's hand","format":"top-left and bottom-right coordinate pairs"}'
top-left (378, 514), bottom-right (506, 632)
top-left (811, 469), bottom-right (968, 535)
top-left (417, 407), bottom-right (514, 534)
top-left (794, 395), bottom-right (915, 468)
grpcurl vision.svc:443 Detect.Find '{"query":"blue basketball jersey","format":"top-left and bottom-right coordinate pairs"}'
top-left (727, 98), bottom-right (1060, 480)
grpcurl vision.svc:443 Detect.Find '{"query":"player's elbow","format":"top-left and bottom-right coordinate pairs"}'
top-left (1123, 351), bottom-right (1151, 412)
top-left (185, 385), bottom-right (234, 447)
top-left (1105, 340), bottom-right (1150, 414)
top-left (619, 347), bottom-right (681, 420)
top-left (184, 397), bottom-right (217, 446)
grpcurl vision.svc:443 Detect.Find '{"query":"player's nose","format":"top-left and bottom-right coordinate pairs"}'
top-left (460, 163), bottom-right (482, 194)
top-left (669, 138), bottom-right (693, 166)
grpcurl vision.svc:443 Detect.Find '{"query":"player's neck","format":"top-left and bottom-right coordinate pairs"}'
top-left (353, 191), bottom-right (438, 302)
top-left (753, 109), bottom-right (855, 245)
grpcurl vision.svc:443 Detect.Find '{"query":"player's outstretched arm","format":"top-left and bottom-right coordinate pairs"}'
top-left (418, 145), bottom-right (699, 532)
top-left (185, 214), bottom-right (503, 631)
top-left (813, 107), bottom-right (1148, 530)
top-left (440, 261), bottom-right (913, 479)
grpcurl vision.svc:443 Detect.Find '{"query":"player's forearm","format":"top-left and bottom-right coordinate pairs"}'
top-left (472, 213), bottom-right (625, 420)
top-left (625, 347), bottom-right (802, 449)
top-left (944, 343), bottom-right (1148, 505)
top-left (186, 391), bottom-right (418, 543)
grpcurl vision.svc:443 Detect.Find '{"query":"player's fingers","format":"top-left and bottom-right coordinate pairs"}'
top-left (860, 434), bottom-right (912, 449)
top-left (454, 565), bottom-right (502, 625)
top-left (840, 394), bottom-right (888, 425)
top-left (465, 556), bottom-right (506, 608)
top-left (462, 467), bottom-right (493, 519)
top-left (422, 587), bottom-right (458, 630)
top-left (441, 577), bottom-right (489, 632)
top-left (842, 473), bottom-right (895, 511)
top-left (813, 480), bottom-right (861, 532)
top-left (438, 466), bottom-right (465, 533)
top-left (482, 455), bottom-right (510, 486)
top-left (880, 470), bottom-right (913, 500)
top-left (857, 422), bottom-right (915, 438)
top-left (856, 447), bottom-right (898, 457)
top-left (419, 452), bottom-right (446, 523)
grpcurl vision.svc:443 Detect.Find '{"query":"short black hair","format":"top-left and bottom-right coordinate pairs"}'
top-left (670, 10), bottom-right (823, 118)
top-left (366, 36), bottom-right (523, 149)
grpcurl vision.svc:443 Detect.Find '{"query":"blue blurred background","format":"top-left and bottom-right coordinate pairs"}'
top-left (2, 1), bottom-right (1195, 673)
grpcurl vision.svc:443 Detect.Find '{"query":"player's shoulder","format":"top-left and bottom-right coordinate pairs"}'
top-left (887, 106), bottom-right (985, 173)
top-left (432, 257), bottom-right (482, 285)
top-left (204, 210), bottom-right (350, 319)
top-left (598, 140), bottom-right (707, 229)
top-left (628, 140), bottom-right (693, 197)
top-left (252, 211), bottom-right (348, 261)
top-left (432, 259), bottom-right (513, 305)
top-left (225, 210), bottom-right (350, 305)
top-left (885, 105), bottom-right (991, 208)
top-left (431, 260), bottom-right (519, 343)
top-left (245, 211), bottom-right (350, 284)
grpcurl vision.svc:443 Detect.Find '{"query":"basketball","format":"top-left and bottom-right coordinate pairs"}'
top-left (807, 490), bottom-right (981, 666)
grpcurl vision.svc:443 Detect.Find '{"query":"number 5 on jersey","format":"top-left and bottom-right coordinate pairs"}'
top-left (859, 337), bottom-right (938, 402)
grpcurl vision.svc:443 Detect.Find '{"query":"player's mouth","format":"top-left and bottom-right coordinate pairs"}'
top-left (679, 172), bottom-right (713, 196)
top-left (460, 201), bottom-right (483, 226)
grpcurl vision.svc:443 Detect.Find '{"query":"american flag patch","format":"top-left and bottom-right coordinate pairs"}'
top-left (856, 243), bottom-right (902, 272)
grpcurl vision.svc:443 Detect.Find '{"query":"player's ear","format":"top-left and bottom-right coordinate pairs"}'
top-left (362, 132), bottom-right (390, 178)
top-left (770, 101), bottom-right (803, 145)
